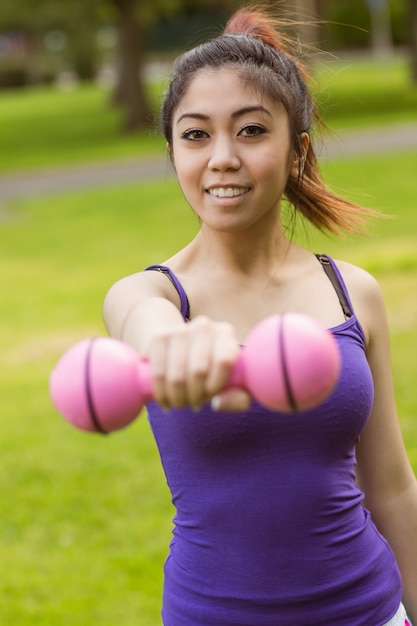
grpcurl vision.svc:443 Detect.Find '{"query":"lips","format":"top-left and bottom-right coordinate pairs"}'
top-left (206, 186), bottom-right (250, 198)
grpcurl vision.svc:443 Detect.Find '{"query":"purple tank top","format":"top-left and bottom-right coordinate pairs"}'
top-left (145, 256), bottom-right (402, 626)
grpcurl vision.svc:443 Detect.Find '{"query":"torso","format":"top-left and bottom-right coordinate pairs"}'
top-left (145, 257), bottom-right (402, 624)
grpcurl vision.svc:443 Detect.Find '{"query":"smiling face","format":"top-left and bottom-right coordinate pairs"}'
top-left (171, 67), bottom-right (297, 234)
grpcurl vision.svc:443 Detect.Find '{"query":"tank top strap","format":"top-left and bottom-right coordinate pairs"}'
top-left (144, 265), bottom-right (191, 321)
top-left (315, 254), bottom-right (354, 320)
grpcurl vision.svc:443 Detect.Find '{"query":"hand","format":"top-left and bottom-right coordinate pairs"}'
top-left (146, 316), bottom-right (251, 411)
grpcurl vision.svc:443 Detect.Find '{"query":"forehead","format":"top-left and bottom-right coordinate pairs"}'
top-left (173, 67), bottom-right (285, 121)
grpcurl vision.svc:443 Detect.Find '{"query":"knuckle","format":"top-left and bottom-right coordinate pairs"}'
top-left (217, 321), bottom-right (234, 334)
top-left (190, 362), bottom-right (210, 380)
top-left (190, 315), bottom-right (212, 332)
top-left (168, 374), bottom-right (185, 390)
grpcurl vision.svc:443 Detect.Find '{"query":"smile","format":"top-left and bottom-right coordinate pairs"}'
top-left (207, 187), bottom-right (250, 198)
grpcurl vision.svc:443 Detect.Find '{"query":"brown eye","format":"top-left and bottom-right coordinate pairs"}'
top-left (239, 125), bottom-right (266, 138)
top-left (181, 129), bottom-right (208, 141)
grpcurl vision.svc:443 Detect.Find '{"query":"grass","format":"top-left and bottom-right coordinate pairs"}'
top-left (313, 53), bottom-right (417, 129)
top-left (1, 146), bottom-right (417, 624)
top-left (0, 53), bottom-right (416, 173)
top-left (0, 83), bottom-right (165, 173)
top-left (0, 180), bottom-right (195, 625)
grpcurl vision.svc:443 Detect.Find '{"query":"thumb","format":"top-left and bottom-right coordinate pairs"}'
top-left (210, 389), bottom-right (252, 413)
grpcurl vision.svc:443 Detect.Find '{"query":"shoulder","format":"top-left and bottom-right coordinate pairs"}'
top-left (103, 266), bottom-right (183, 334)
top-left (333, 259), bottom-right (387, 346)
top-left (105, 266), bottom-right (176, 301)
top-left (333, 258), bottom-right (381, 296)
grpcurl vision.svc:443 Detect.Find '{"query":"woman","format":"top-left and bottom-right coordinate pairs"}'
top-left (103, 7), bottom-right (417, 625)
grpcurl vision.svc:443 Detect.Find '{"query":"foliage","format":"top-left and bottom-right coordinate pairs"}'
top-left (0, 0), bottom-right (236, 128)
top-left (319, 0), bottom-right (371, 49)
top-left (318, 0), bottom-right (407, 49)
top-left (0, 0), bottom-right (414, 127)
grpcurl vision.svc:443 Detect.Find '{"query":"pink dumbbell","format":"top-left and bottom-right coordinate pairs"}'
top-left (49, 313), bottom-right (341, 434)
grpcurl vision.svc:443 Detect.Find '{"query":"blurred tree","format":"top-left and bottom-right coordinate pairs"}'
top-left (280, 0), bottom-right (320, 47)
top-left (1, 0), bottom-right (415, 124)
top-left (313, 0), bottom-right (415, 82)
top-left (65, 1), bottom-right (100, 81)
top-left (365, 0), bottom-right (393, 58)
top-left (106, 0), bottom-right (155, 131)
top-left (409, 0), bottom-right (417, 82)
top-left (0, 0), bottom-right (100, 82)
top-left (101, 0), bottom-right (240, 130)
top-left (0, 0), bottom-right (237, 130)
top-left (104, 0), bottom-right (241, 131)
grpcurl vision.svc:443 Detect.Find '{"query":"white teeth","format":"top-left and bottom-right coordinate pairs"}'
top-left (208, 187), bottom-right (248, 198)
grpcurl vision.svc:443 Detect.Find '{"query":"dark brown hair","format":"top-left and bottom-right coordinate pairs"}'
top-left (161, 6), bottom-right (374, 235)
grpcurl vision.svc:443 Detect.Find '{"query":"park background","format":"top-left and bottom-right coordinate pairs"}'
top-left (0, 1), bottom-right (416, 624)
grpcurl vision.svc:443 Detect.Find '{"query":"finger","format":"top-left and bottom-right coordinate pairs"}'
top-left (211, 389), bottom-right (252, 412)
top-left (146, 333), bottom-right (170, 408)
top-left (164, 328), bottom-right (190, 407)
top-left (185, 322), bottom-right (213, 408)
top-left (204, 323), bottom-right (240, 397)
top-left (148, 330), bottom-right (188, 408)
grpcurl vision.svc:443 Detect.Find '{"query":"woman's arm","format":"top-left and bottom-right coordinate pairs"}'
top-left (103, 271), bottom-right (186, 351)
top-left (103, 271), bottom-right (250, 411)
top-left (351, 269), bottom-right (417, 622)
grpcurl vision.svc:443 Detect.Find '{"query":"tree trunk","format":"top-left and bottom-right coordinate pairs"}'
top-left (283, 0), bottom-right (320, 47)
top-left (70, 21), bottom-right (98, 81)
top-left (112, 0), bottom-right (153, 132)
top-left (57, 2), bottom-right (99, 82)
top-left (367, 0), bottom-right (393, 60)
top-left (409, 0), bottom-right (417, 83)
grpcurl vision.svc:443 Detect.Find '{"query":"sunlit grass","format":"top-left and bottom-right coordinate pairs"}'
top-left (0, 83), bottom-right (165, 172)
top-left (313, 54), bottom-right (417, 128)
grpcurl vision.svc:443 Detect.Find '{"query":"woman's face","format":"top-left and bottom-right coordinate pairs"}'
top-left (170, 67), bottom-right (298, 234)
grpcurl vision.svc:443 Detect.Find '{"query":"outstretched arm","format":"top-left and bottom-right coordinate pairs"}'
top-left (103, 271), bottom-right (250, 411)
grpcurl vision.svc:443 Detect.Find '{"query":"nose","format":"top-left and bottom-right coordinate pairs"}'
top-left (208, 136), bottom-right (241, 172)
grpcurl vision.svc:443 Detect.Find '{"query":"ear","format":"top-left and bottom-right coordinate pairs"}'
top-left (290, 132), bottom-right (310, 178)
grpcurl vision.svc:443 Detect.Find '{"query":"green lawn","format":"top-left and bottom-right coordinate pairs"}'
top-left (0, 83), bottom-right (165, 173)
top-left (0, 180), bottom-right (195, 625)
top-left (313, 54), bottom-right (417, 129)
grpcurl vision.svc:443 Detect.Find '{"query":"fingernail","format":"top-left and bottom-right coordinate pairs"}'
top-left (210, 396), bottom-right (221, 412)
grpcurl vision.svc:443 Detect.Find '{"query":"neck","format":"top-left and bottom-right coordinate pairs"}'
top-left (194, 220), bottom-right (292, 276)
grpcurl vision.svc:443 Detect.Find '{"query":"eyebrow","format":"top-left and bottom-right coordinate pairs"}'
top-left (176, 105), bottom-right (272, 124)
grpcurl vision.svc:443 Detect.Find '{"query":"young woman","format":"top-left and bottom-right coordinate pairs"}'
top-left (103, 7), bottom-right (417, 625)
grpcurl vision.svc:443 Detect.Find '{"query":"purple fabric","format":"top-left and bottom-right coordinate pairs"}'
top-left (146, 256), bottom-right (402, 625)
top-left (145, 265), bottom-right (190, 320)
